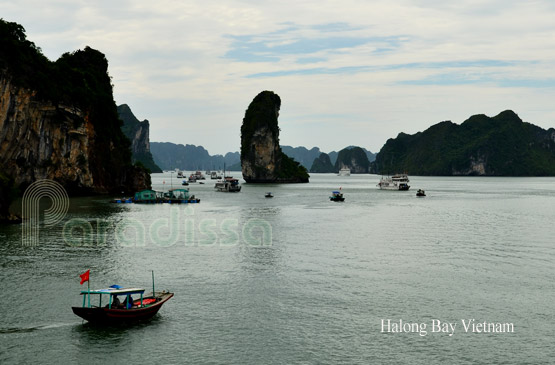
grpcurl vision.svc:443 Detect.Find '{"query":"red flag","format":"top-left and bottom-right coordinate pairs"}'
top-left (79, 270), bottom-right (90, 285)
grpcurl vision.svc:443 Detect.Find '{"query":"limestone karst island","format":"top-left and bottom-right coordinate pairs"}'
top-left (240, 91), bottom-right (309, 183)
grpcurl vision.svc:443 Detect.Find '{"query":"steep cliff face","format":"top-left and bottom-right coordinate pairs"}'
top-left (240, 91), bottom-right (309, 183)
top-left (0, 76), bottom-right (149, 194)
top-left (118, 104), bottom-right (162, 173)
top-left (0, 19), bottom-right (150, 201)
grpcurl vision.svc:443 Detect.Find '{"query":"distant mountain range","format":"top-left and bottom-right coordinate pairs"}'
top-left (371, 110), bottom-right (555, 176)
top-left (150, 143), bottom-right (375, 173)
top-left (150, 142), bottom-right (240, 171)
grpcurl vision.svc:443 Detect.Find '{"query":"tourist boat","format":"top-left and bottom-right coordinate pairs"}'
top-left (215, 177), bottom-right (241, 192)
top-left (265, 192), bottom-right (273, 198)
top-left (193, 170), bottom-right (206, 180)
top-left (416, 189), bottom-right (426, 197)
top-left (377, 174), bottom-right (410, 190)
top-left (188, 174), bottom-right (197, 183)
top-left (338, 167), bottom-right (351, 176)
top-left (210, 171), bottom-right (221, 179)
top-left (72, 285), bottom-right (173, 324)
top-left (330, 190), bottom-right (345, 202)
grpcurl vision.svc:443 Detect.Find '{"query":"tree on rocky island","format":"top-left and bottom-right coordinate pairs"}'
top-left (240, 91), bottom-right (309, 183)
top-left (310, 153), bottom-right (335, 173)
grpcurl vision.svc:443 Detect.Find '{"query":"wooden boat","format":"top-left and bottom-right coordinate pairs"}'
top-left (72, 286), bottom-right (173, 324)
top-left (330, 190), bottom-right (345, 202)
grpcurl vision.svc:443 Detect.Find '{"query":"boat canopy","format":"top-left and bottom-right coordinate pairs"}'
top-left (80, 287), bottom-right (146, 295)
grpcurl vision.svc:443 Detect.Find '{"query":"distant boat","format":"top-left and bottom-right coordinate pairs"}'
top-left (215, 177), bottom-right (241, 192)
top-left (377, 174), bottom-right (410, 190)
top-left (330, 190), bottom-right (345, 202)
top-left (214, 163), bottom-right (241, 192)
top-left (181, 180), bottom-right (189, 186)
top-left (176, 170), bottom-right (184, 178)
top-left (265, 192), bottom-right (273, 198)
top-left (210, 171), bottom-right (221, 179)
top-left (416, 189), bottom-right (426, 197)
top-left (338, 167), bottom-right (351, 176)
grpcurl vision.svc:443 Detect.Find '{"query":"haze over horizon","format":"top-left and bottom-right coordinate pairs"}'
top-left (4, 0), bottom-right (555, 155)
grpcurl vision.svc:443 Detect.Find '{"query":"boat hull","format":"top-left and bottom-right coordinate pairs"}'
top-left (72, 292), bottom-right (173, 324)
top-left (378, 185), bottom-right (410, 191)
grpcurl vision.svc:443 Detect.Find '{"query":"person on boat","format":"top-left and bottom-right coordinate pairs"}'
top-left (123, 295), bottom-right (134, 309)
top-left (110, 294), bottom-right (121, 308)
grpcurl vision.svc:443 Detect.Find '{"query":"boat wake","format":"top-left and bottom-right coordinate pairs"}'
top-left (0, 322), bottom-right (76, 334)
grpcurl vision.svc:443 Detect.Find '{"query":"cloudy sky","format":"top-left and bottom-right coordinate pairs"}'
top-left (4, 0), bottom-right (555, 155)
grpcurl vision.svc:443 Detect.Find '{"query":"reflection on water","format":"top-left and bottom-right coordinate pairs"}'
top-left (1, 173), bottom-right (555, 363)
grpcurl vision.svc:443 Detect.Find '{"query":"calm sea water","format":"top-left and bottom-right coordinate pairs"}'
top-left (1, 173), bottom-right (554, 364)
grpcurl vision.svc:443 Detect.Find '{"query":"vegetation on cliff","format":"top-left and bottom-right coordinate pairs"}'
top-left (0, 19), bottom-right (150, 194)
top-left (240, 91), bottom-right (309, 183)
top-left (334, 147), bottom-right (370, 173)
top-left (310, 153), bottom-right (335, 173)
top-left (371, 110), bottom-right (555, 176)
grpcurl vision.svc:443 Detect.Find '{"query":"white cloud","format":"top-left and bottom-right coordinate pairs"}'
top-left (3, 0), bottom-right (555, 155)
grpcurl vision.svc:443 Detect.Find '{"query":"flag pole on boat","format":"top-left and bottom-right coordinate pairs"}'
top-left (152, 270), bottom-right (155, 297)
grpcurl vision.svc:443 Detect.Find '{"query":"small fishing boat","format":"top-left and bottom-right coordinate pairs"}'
top-left (330, 190), bottom-right (345, 202)
top-left (181, 180), bottom-right (189, 186)
top-left (265, 192), bottom-right (273, 198)
top-left (416, 189), bottom-right (426, 197)
top-left (72, 272), bottom-right (173, 324)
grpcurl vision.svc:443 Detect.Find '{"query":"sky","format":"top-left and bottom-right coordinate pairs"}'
top-left (3, 0), bottom-right (555, 155)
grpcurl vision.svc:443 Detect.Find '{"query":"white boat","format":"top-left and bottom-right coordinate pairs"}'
top-left (338, 167), bottom-right (351, 176)
top-left (214, 177), bottom-right (241, 192)
top-left (210, 171), bottom-right (221, 179)
top-left (176, 170), bottom-right (184, 178)
top-left (377, 174), bottom-right (410, 190)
